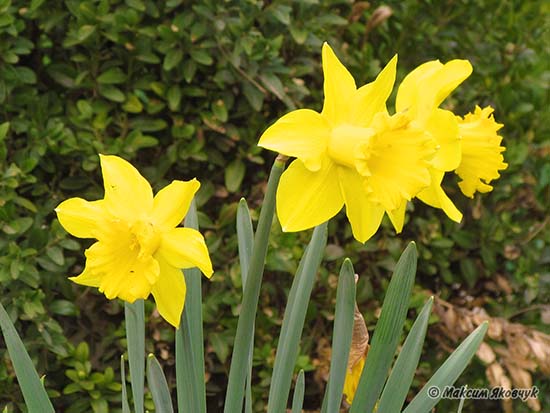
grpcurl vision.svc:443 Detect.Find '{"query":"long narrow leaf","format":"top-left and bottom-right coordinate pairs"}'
top-left (377, 297), bottom-right (434, 413)
top-left (176, 200), bottom-right (207, 413)
top-left (121, 355), bottom-right (131, 413)
top-left (290, 370), bottom-right (305, 413)
top-left (224, 158), bottom-right (285, 413)
top-left (267, 223), bottom-right (328, 413)
top-left (350, 242), bottom-right (417, 413)
top-left (125, 299), bottom-right (145, 413)
top-left (237, 198), bottom-right (256, 413)
top-left (0, 302), bottom-right (54, 412)
top-left (147, 354), bottom-right (175, 413)
top-left (325, 259), bottom-right (356, 413)
top-left (403, 322), bottom-right (488, 413)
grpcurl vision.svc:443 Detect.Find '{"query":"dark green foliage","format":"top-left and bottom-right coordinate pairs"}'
top-left (0, 0), bottom-right (548, 411)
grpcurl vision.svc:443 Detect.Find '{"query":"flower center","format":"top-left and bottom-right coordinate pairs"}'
top-left (129, 220), bottom-right (161, 260)
top-left (328, 124), bottom-right (375, 168)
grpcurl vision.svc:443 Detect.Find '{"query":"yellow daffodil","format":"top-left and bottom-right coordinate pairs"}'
top-left (396, 58), bottom-right (473, 223)
top-left (55, 155), bottom-right (213, 328)
top-left (455, 106), bottom-right (507, 197)
top-left (259, 43), bottom-right (436, 243)
top-left (343, 355), bottom-right (366, 404)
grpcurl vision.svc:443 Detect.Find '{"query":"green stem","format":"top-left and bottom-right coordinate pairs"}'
top-left (223, 158), bottom-right (285, 413)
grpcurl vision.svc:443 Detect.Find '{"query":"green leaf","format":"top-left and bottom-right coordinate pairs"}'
top-left (176, 200), bottom-right (206, 413)
top-left (377, 297), bottom-right (434, 413)
top-left (167, 85), bottom-right (182, 111)
top-left (147, 354), bottom-right (174, 413)
top-left (99, 85), bottom-right (126, 102)
top-left (163, 49), bottom-right (183, 71)
top-left (290, 370), bottom-right (305, 413)
top-left (225, 159), bottom-right (245, 193)
top-left (236, 199), bottom-right (255, 413)
top-left (189, 49), bottom-right (213, 66)
top-left (46, 246), bottom-right (64, 266)
top-left (242, 82), bottom-right (264, 111)
top-left (64, 25), bottom-right (96, 47)
top-left (212, 99), bottom-right (228, 122)
top-left (122, 94), bottom-right (143, 113)
top-left (125, 300), bottom-right (145, 413)
top-left (97, 67), bottom-right (127, 84)
top-left (121, 356), bottom-right (131, 413)
top-left (403, 322), bottom-right (488, 413)
top-left (224, 159), bottom-right (285, 413)
top-left (0, 302), bottom-right (54, 412)
top-left (267, 223), bottom-right (327, 413)
top-left (350, 242), bottom-right (418, 413)
top-left (325, 259), bottom-right (356, 413)
top-left (0, 122), bottom-right (9, 140)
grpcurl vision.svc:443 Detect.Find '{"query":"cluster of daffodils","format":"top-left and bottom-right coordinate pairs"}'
top-left (259, 43), bottom-right (507, 243)
top-left (55, 155), bottom-right (213, 327)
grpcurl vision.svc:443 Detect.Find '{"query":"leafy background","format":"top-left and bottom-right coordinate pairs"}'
top-left (0, 0), bottom-right (548, 412)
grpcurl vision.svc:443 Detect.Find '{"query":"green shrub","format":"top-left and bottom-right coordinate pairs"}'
top-left (1, 0), bottom-right (548, 411)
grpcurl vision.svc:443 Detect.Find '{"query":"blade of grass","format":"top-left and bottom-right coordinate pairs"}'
top-left (290, 370), bottom-right (305, 413)
top-left (147, 354), bottom-right (175, 413)
top-left (237, 198), bottom-right (255, 413)
top-left (403, 322), bottom-right (488, 413)
top-left (377, 297), bottom-right (434, 413)
top-left (121, 356), bottom-right (131, 413)
top-left (0, 302), bottom-right (54, 412)
top-left (325, 259), bottom-right (356, 413)
top-left (350, 242), bottom-right (417, 413)
top-left (125, 299), bottom-right (145, 413)
top-left (267, 222), bottom-right (327, 413)
top-left (224, 157), bottom-right (285, 413)
top-left (176, 199), bottom-right (207, 413)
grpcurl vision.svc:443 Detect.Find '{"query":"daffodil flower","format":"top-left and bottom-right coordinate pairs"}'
top-left (55, 155), bottom-right (213, 328)
top-left (455, 106), bottom-right (507, 197)
top-left (259, 43), bottom-right (436, 243)
top-left (396, 58), bottom-right (473, 223)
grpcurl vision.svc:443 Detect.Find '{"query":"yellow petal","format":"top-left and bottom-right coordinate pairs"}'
top-left (258, 109), bottom-right (331, 171)
top-left (69, 264), bottom-right (103, 287)
top-left (151, 255), bottom-right (186, 328)
top-left (276, 158), bottom-right (344, 232)
top-left (350, 55), bottom-right (398, 127)
top-left (417, 170), bottom-right (463, 222)
top-left (456, 106), bottom-right (507, 198)
top-left (151, 179), bottom-right (200, 229)
top-left (396, 59), bottom-right (472, 122)
top-left (321, 43), bottom-right (357, 126)
top-left (337, 166), bottom-right (385, 243)
top-left (157, 228), bottom-right (213, 277)
top-left (55, 198), bottom-right (109, 238)
top-left (100, 154), bottom-right (154, 221)
top-left (80, 238), bottom-right (159, 301)
top-left (426, 109), bottom-right (461, 171)
top-left (356, 113), bottom-right (435, 211)
top-left (343, 355), bottom-right (366, 403)
top-left (387, 201), bottom-right (407, 234)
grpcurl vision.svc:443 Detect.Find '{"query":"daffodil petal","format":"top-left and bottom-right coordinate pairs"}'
top-left (151, 179), bottom-right (200, 229)
top-left (426, 109), bottom-right (461, 171)
top-left (343, 355), bottom-right (366, 404)
top-left (69, 264), bottom-right (103, 287)
top-left (417, 170), bottom-right (463, 222)
top-left (337, 166), bottom-right (385, 243)
top-left (258, 109), bottom-right (331, 171)
top-left (456, 106), bottom-right (507, 198)
top-left (387, 201), bottom-right (407, 234)
top-left (100, 154), bottom-right (154, 220)
top-left (157, 228), bottom-right (213, 277)
top-left (55, 198), bottom-right (109, 238)
top-left (396, 60), bottom-right (442, 115)
top-left (350, 55), bottom-right (397, 127)
top-left (276, 158), bottom-right (344, 232)
top-left (321, 42), bottom-right (357, 126)
top-left (396, 59), bottom-right (472, 121)
top-left (151, 255), bottom-right (186, 328)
